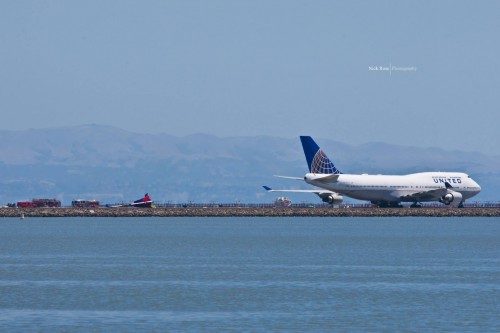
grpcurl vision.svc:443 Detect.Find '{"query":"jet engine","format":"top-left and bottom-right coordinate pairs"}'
top-left (440, 190), bottom-right (463, 207)
top-left (318, 193), bottom-right (343, 205)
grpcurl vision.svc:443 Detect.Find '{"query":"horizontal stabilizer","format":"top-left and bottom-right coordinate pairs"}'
top-left (274, 175), bottom-right (304, 181)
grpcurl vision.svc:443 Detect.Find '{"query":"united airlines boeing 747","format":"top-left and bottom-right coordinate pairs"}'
top-left (277, 136), bottom-right (481, 207)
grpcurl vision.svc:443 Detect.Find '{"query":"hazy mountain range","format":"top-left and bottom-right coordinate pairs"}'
top-left (1, 124), bottom-right (498, 204)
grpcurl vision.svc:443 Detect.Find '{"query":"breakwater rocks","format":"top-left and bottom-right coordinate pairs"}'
top-left (2, 207), bottom-right (500, 218)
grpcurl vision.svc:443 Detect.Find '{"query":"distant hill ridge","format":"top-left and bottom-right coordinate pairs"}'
top-left (0, 124), bottom-right (498, 203)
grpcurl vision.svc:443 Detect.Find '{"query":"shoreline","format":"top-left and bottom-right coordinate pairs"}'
top-left (2, 207), bottom-right (500, 218)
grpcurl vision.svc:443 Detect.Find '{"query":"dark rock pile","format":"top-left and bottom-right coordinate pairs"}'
top-left (1, 207), bottom-right (499, 218)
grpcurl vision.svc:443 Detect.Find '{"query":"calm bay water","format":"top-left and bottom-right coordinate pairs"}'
top-left (0, 217), bottom-right (498, 332)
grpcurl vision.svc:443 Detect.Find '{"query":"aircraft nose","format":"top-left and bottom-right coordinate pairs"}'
top-left (473, 180), bottom-right (481, 194)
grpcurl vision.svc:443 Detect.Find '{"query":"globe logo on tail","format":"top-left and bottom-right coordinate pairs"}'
top-left (311, 150), bottom-right (341, 174)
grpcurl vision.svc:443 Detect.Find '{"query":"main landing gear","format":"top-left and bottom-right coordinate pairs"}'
top-left (373, 201), bottom-right (403, 208)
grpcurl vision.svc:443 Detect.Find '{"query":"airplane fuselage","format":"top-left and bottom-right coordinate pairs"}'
top-left (304, 172), bottom-right (481, 203)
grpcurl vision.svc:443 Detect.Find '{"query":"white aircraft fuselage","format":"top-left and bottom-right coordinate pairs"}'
top-left (305, 171), bottom-right (481, 204)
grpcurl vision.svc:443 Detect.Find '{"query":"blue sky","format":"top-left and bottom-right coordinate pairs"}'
top-left (1, 1), bottom-right (499, 155)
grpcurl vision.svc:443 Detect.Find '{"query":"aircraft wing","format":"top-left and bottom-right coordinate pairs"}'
top-left (263, 186), bottom-right (343, 204)
top-left (130, 200), bottom-right (153, 206)
top-left (263, 186), bottom-right (333, 195)
top-left (110, 200), bottom-right (153, 208)
top-left (399, 188), bottom-right (448, 202)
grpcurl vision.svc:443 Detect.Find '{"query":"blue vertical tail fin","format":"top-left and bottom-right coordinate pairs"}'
top-left (300, 136), bottom-right (341, 174)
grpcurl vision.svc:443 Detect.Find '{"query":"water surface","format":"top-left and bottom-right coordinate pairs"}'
top-left (0, 217), bottom-right (498, 332)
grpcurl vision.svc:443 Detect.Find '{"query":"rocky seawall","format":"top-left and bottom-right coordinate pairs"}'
top-left (1, 207), bottom-right (500, 218)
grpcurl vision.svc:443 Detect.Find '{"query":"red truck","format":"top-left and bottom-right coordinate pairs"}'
top-left (17, 199), bottom-right (61, 208)
top-left (16, 201), bottom-right (36, 208)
